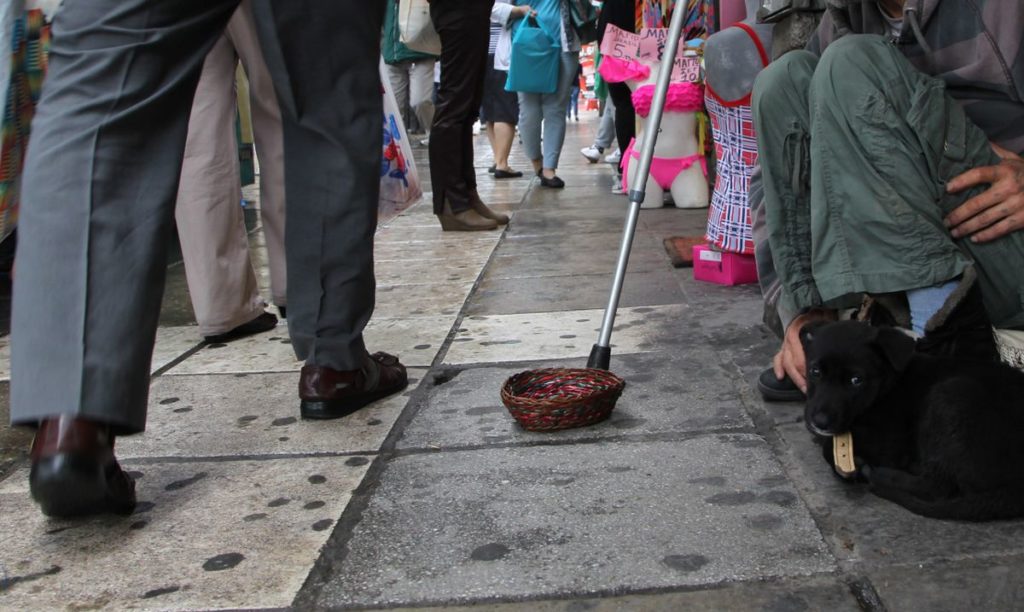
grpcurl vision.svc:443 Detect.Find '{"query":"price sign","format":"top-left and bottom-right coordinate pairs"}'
top-left (600, 24), bottom-right (702, 83)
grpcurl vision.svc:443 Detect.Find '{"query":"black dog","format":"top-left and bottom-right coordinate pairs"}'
top-left (800, 320), bottom-right (1024, 521)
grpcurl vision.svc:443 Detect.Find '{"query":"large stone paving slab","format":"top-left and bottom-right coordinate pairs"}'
top-left (374, 282), bottom-right (475, 318)
top-left (867, 557), bottom-right (1024, 611)
top-left (314, 437), bottom-right (833, 608)
top-left (467, 269), bottom-right (685, 315)
top-left (387, 574), bottom-right (861, 611)
top-left (164, 316), bottom-right (452, 375)
top-left (117, 370), bottom-right (424, 459)
top-left (777, 422), bottom-right (1024, 564)
top-left (398, 351), bottom-right (751, 450)
top-left (0, 456), bottom-right (370, 611)
top-left (442, 304), bottom-right (689, 365)
top-left (0, 326), bottom-right (202, 382)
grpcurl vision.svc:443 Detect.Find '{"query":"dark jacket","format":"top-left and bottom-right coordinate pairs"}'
top-left (808, 0), bottom-right (1024, 153)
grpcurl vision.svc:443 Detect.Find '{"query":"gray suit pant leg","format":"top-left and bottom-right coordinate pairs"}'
top-left (251, 0), bottom-right (384, 372)
top-left (11, 0), bottom-right (239, 433)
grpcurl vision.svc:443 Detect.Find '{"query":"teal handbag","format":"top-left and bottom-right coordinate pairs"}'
top-left (505, 16), bottom-right (560, 94)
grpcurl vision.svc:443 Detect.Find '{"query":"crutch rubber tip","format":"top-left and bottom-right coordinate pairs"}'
top-left (587, 344), bottom-right (612, 370)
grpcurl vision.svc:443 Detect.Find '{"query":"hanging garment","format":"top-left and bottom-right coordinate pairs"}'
top-left (703, 22), bottom-right (768, 255)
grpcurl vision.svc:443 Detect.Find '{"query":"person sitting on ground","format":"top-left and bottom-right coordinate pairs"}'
top-left (753, 0), bottom-right (1024, 401)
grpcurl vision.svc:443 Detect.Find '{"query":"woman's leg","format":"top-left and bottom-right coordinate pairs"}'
top-left (540, 51), bottom-right (580, 175)
top-left (518, 91), bottom-right (543, 172)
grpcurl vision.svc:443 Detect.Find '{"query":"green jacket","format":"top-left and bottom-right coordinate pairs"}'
top-left (382, 0), bottom-right (437, 64)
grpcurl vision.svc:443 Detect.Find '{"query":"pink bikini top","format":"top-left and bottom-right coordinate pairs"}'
top-left (598, 55), bottom-right (704, 117)
top-left (631, 82), bottom-right (704, 117)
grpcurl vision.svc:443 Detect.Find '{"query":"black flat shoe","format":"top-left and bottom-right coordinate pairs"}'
top-left (204, 311), bottom-right (278, 343)
top-left (539, 175), bottom-right (565, 189)
top-left (756, 367), bottom-right (805, 402)
top-left (488, 165), bottom-right (496, 174)
top-left (493, 168), bottom-right (523, 179)
top-left (29, 417), bottom-right (136, 518)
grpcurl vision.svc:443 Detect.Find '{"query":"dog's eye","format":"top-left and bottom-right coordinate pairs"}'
top-left (849, 375), bottom-right (864, 387)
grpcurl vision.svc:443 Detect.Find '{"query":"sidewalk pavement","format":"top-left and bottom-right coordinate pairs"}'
top-left (2, 112), bottom-right (1024, 611)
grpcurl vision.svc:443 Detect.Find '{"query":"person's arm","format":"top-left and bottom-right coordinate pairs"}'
top-left (945, 144), bottom-right (1024, 243)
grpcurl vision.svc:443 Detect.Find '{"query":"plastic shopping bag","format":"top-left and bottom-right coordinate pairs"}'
top-left (379, 57), bottom-right (422, 205)
top-left (505, 16), bottom-right (559, 94)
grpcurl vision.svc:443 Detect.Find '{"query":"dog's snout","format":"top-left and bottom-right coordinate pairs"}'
top-left (811, 410), bottom-right (831, 432)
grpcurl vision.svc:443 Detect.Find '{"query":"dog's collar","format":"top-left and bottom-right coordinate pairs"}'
top-left (833, 432), bottom-right (856, 478)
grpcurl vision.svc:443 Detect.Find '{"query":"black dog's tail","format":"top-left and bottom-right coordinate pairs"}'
top-left (874, 484), bottom-right (1024, 522)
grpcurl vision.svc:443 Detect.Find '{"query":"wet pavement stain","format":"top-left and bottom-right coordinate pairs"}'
top-left (133, 501), bottom-right (156, 514)
top-left (308, 474), bottom-right (327, 484)
top-left (202, 552), bottom-right (245, 571)
top-left (158, 397), bottom-right (179, 405)
top-left (471, 543), bottom-right (511, 561)
top-left (271, 417), bottom-right (296, 426)
top-left (237, 415), bottom-right (259, 426)
top-left (312, 519), bottom-right (334, 531)
top-left (746, 514), bottom-right (784, 530)
top-left (243, 513), bottom-right (268, 522)
top-left (165, 472), bottom-right (207, 491)
top-left (142, 585), bottom-right (181, 599)
top-left (705, 491), bottom-right (757, 506)
top-left (303, 501), bottom-right (326, 510)
top-left (662, 554), bottom-right (709, 572)
top-left (129, 520), bottom-right (148, 530)
top-left (367, 419), bottom-right (383, 425)
top-left (345, 456), bottom-right (370, 467)
top-left (173, 407), bottom-right (193, 413)
top-left (688, 476), bottom-right (727, 486)
top-left (267, 497), bottom-right (291, 507)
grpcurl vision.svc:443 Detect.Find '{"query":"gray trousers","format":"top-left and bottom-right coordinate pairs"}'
top-left (11, 0), bottom-right (384, 433)
top-left (752, 35), bottom-right (1024, 332)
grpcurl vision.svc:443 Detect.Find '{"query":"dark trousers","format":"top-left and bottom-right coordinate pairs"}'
top-left (607, 82), bottom-right (635, 168)
top-left (11, 0), bottom-right (384, 433)
top-left (428, 0), bottom-right (492, 215)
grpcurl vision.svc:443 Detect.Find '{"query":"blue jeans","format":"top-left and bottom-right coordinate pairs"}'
top-left (518, 50), bottom-right (579, 170)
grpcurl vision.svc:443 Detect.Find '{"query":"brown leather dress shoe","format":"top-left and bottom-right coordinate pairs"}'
top-left (29, 416), bottom-right (137, 518)
top-left (299, 352), bottom-right (409, 419)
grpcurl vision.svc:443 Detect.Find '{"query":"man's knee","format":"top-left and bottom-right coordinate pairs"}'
top-left (811, 34), bottom-right (902, 105)
top-left (752, 50), bottom-right (816, 123)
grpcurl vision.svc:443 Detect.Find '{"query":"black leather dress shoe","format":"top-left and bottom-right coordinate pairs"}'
top-left (299, 352), bottom-right (409, 419)
top-left (204, 311), bottom-right (278, 343)
top-left (756, 367), bottom-right (805, 402)
top-left (29, 416), bottom-right (136, 518)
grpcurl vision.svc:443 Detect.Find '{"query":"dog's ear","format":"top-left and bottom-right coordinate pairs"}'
top-left (798, 320), bottom-right (830, 352)
top-left (872, 326), bottom-right (916, 372)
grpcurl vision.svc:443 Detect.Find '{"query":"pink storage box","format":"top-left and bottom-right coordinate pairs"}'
top-left (692, 245), bottom-right (758, 286)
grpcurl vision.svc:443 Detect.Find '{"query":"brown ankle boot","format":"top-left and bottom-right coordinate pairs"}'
top-left (469, 191), bottom-right (510, 225)
top-left (437, 201), bottom-right (498, 231)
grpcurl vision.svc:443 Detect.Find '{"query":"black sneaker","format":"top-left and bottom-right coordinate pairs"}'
top-left (916, 283), bottom-right (999, 363)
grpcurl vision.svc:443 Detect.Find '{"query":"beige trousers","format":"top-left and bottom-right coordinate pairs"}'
top-left (175, 1), bottom-right (286, 336)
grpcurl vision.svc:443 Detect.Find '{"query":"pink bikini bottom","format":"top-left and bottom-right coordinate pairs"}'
top-left (621, 137), bottom-right (708, 192)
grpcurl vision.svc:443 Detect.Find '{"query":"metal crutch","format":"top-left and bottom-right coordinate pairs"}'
top-left (587, 0), bottom-right (691, 370)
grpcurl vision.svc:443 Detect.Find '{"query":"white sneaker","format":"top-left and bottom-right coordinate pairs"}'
top-left (604, 150), bottom-right (621, 165)
top-left (472, 121), bottom-right (481, 135)
top-left (611, 183), bottom-right (626, 195)
top-left (580, 145), bottom-right (602, 163)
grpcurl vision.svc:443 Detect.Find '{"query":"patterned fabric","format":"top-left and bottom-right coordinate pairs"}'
top-left (635, 0), bottom-right (712, 38)
top-left (0, 9), bottom-right (49, 243)
top-left (704, 92), bottom-right (757, 255)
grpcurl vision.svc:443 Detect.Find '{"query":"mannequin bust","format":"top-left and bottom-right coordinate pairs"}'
top-left (624, 60), bottom-right (708, 209)
top-left (701, 0), bottom-right (774, 253)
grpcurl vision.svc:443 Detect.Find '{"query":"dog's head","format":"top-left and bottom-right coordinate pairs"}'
top-left (800, 321), bottom-right (915, 436)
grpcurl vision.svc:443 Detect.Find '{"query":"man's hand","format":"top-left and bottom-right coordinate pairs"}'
top-left (772, 309), bottom-right (837, 393)
top-left (945, 143), bottom-right (1024, 243)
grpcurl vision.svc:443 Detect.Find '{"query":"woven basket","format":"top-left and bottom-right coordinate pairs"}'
top-left (500, 368), bottom-right (626, 432)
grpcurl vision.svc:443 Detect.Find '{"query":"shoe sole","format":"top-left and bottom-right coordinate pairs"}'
top-left (438, 217), bottom-right (498, 231)
top-left (300, 384), bottom-right (407, 420)
top-left (756, 379), bottom-right (806, 402)
top-left (30, 454), bottom-right (136, 518)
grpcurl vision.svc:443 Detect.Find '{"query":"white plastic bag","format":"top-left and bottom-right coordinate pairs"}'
top-left (379, 57), bottom-right (422, 205)
top-left (398, 0), bottom-right (441, 56)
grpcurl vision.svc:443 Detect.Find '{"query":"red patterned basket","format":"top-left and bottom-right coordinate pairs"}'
top-left (500, 368), bottom-right (626, 432)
